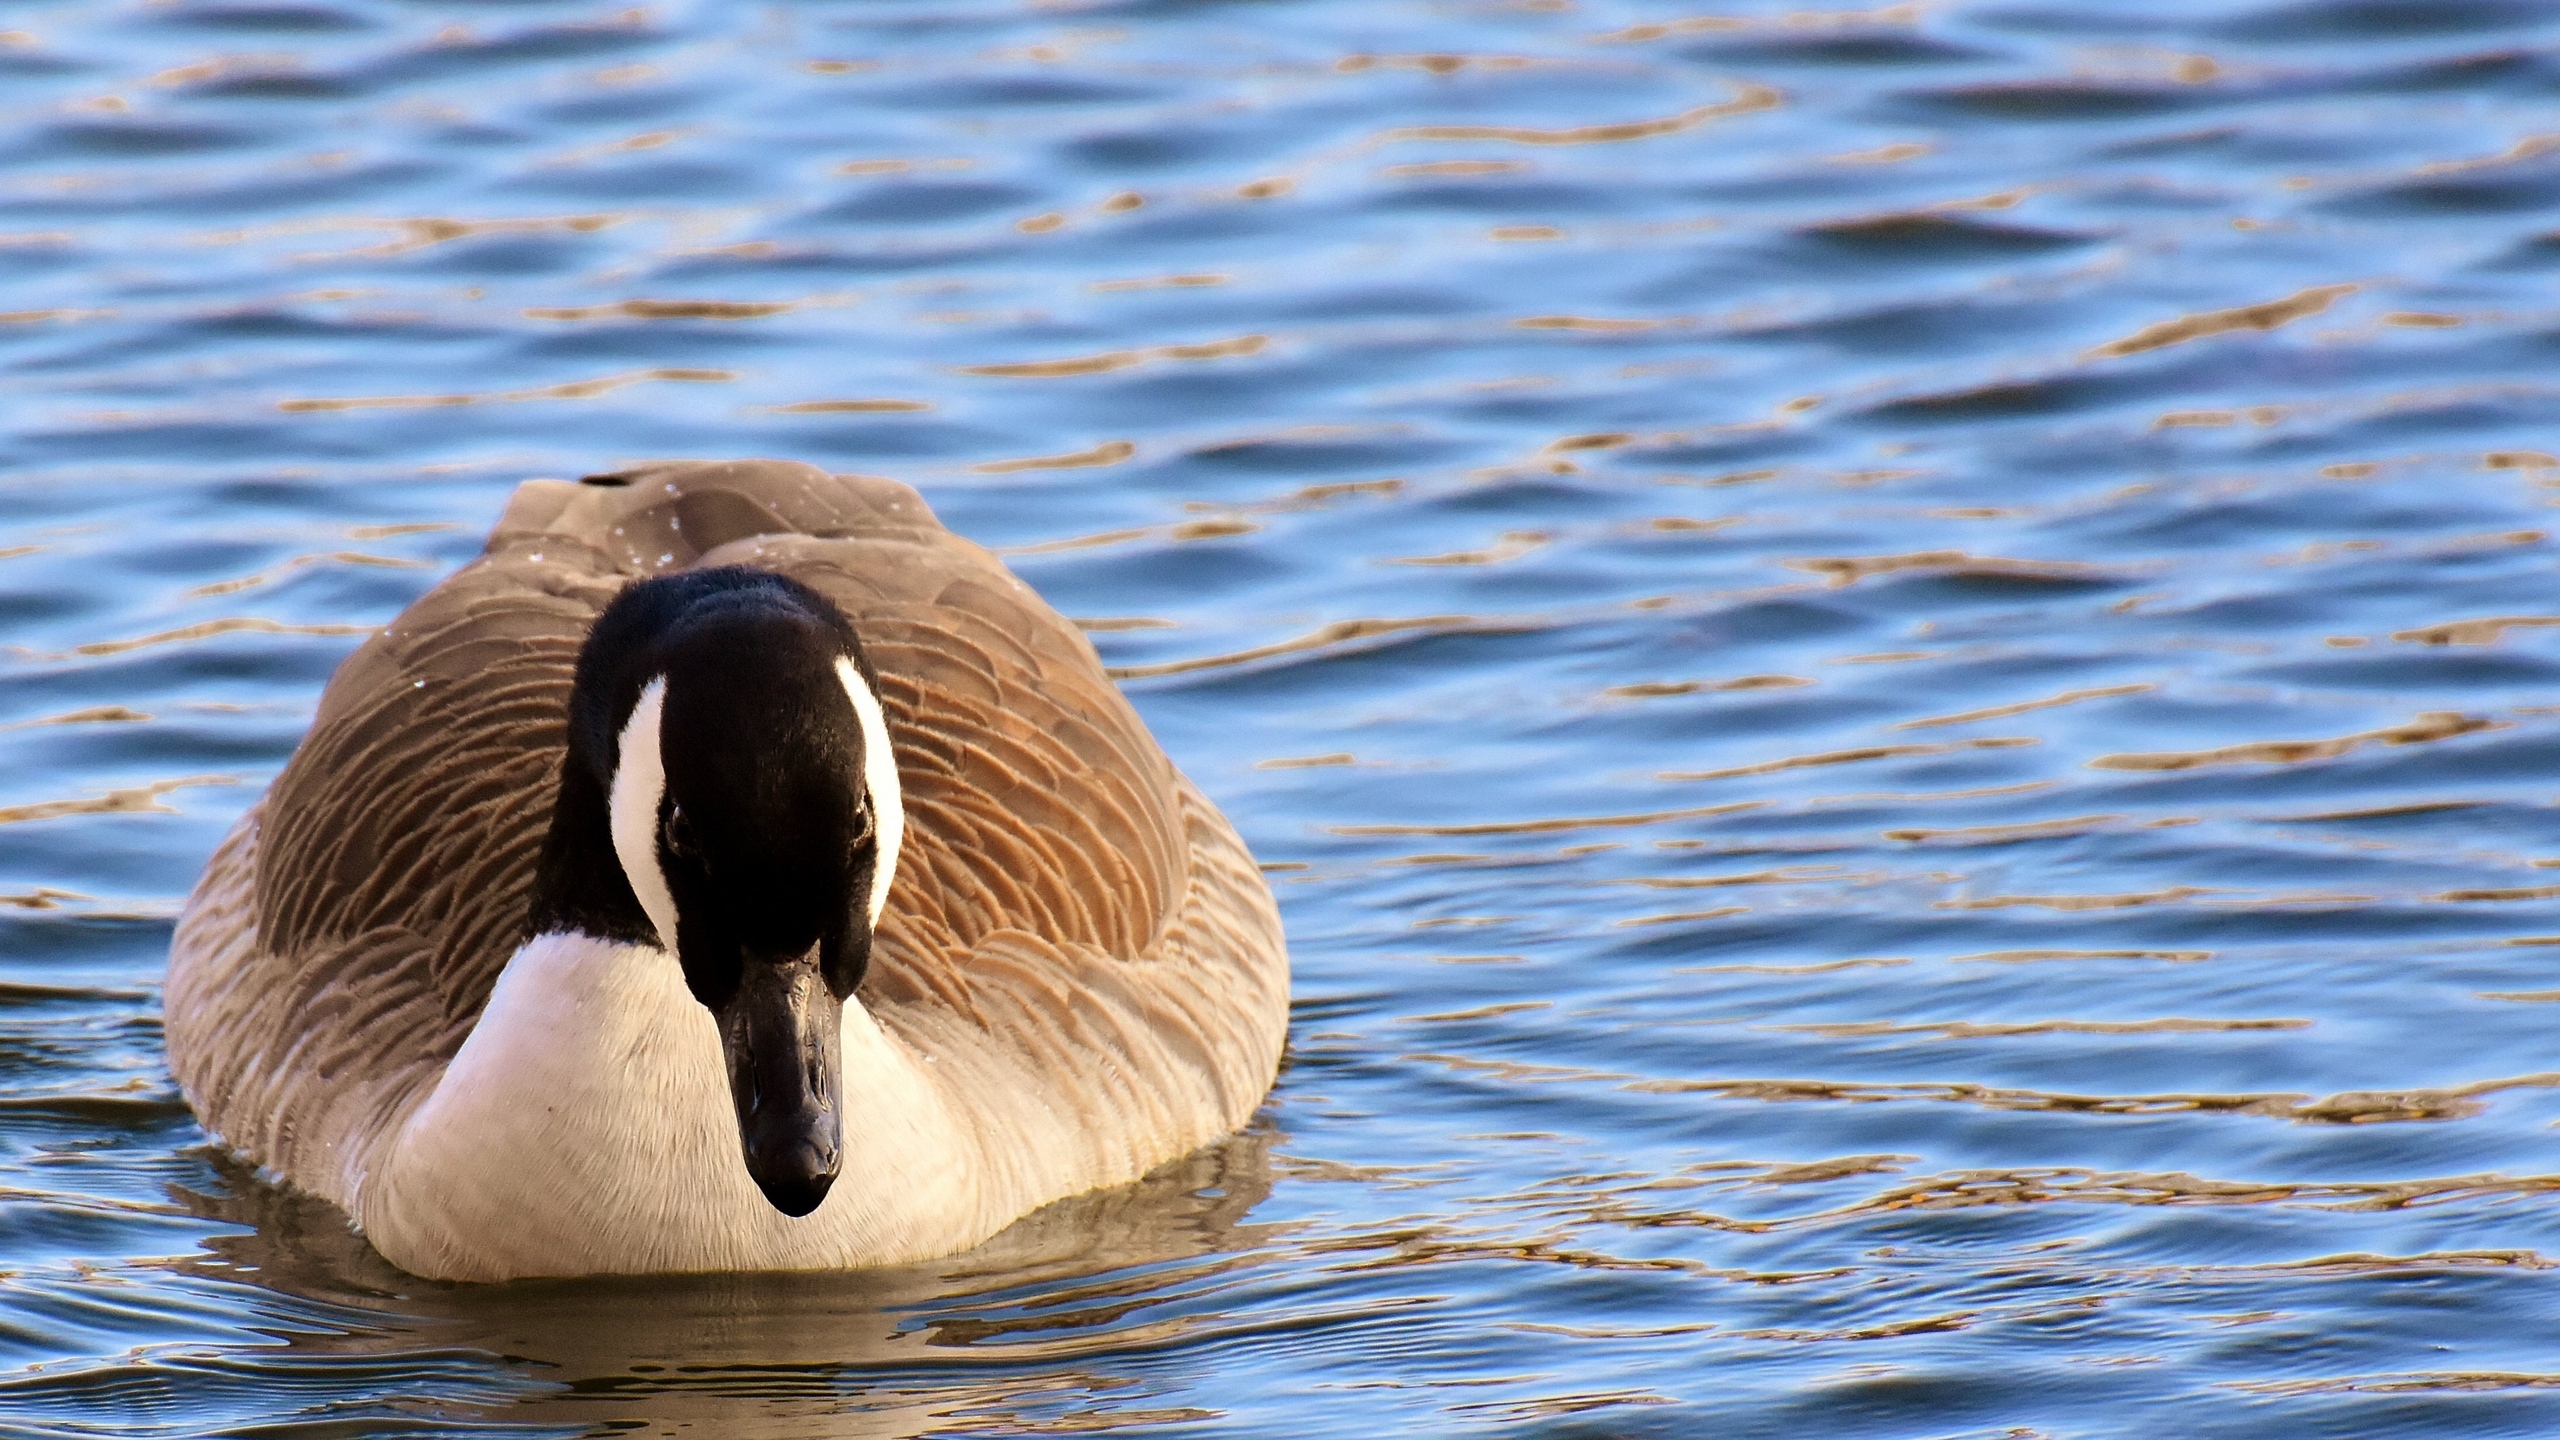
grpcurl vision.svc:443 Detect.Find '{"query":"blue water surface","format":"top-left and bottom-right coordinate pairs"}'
top-left (11, 0), bottom-right (2560, 1434)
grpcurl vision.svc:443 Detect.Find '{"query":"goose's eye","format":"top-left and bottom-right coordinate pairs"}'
top-left (849, 802), bottom-right (875, 848)
top-left (661, 804), bottom-right (700, 861)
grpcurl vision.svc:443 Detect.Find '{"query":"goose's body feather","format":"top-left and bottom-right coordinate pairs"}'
top-left (166, 460), bottom-right (1288, 1281)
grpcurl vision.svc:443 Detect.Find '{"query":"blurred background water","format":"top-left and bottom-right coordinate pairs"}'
top-left (10, 0), bottom-right (2560, 1433)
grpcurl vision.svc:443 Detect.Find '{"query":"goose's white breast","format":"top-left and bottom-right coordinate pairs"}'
top-left (362, 933), bottom-right (990, 1281)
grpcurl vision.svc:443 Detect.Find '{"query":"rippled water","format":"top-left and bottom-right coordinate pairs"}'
top-left (14, 0), bottom-right (2560, 1433)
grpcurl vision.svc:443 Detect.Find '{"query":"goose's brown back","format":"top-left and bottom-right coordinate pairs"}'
top-left (166, 460), bottom-right (1287, 1220)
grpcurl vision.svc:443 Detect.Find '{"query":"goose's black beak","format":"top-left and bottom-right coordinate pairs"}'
top-left (716, 947), bottom-right (844, 1217)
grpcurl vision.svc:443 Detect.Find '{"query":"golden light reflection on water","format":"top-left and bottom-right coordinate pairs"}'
top-left (277, 367), bottom-right (730, 412)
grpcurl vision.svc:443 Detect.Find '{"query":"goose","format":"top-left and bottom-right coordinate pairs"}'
top-left (165, 458), bottom-right (1289, 1282)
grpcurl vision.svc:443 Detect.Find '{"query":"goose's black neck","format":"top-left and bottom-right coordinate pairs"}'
top-left (526, 744), bottom-right (650, 946)
top-left (524, 566), bottom-right (871, 955)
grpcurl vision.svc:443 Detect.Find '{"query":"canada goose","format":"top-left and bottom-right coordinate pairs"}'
top-left (165, 459), bottom-right (1289, 1282)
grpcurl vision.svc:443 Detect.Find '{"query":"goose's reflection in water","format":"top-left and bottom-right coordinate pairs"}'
top-left (165, 1126), bottom-right (1282, 1436)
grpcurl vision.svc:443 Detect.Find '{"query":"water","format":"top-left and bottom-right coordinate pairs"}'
top-left (9, 0), bottom-right (2560, 1432)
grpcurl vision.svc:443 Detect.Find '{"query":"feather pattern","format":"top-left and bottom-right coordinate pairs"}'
top-left (165, 459), bottom-right (1289, 1280)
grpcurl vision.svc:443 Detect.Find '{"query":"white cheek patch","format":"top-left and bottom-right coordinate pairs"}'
top-left (607, 676), bottom-right (681, 951)
top-left (836, 657), bottom-right (905, 928)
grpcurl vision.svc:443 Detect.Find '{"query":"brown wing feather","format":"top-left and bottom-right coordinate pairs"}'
top-left (167, 459), bottom-right (1284, 1214)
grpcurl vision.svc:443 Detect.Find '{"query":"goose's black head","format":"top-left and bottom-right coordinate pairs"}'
top-left (529, 566), bottom-right (904, 1218)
